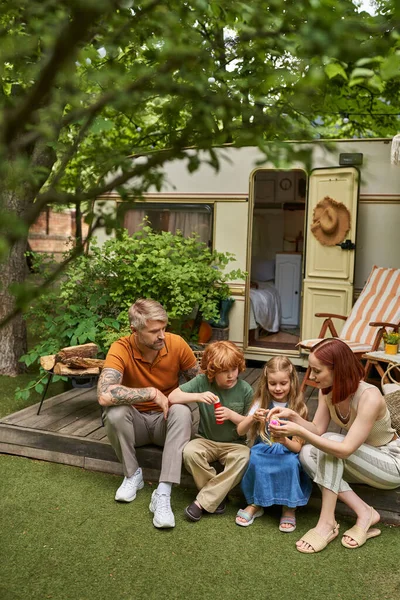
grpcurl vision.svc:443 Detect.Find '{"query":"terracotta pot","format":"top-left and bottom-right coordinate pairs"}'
top-left (385, 343), bottom-right (398, 355)
top-left (198, 321), bottom-right (212, 344)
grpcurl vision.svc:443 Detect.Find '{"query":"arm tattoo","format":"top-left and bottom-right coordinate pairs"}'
top-left (98, 368), bottom-right (155, 406)
top-left (180, 363), bottom-right (200, 382)
top-left (98, 368), bottom-right (123, 392)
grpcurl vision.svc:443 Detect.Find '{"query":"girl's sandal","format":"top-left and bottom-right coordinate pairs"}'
top-left (296, 522), bottom-right (340, 554)
top-left (235, 505), bottom-right (264, 527)
top-left (279, 516), bottom-right (296, 533)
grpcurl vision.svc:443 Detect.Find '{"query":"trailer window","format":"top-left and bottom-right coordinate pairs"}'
top-left (122, 203), bottom-right (213, 246)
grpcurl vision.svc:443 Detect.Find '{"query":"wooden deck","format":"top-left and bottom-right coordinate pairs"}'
top-left (1, 368), bottom-right (399, 522)
top-left (0, 368), bottom-right (269, 477)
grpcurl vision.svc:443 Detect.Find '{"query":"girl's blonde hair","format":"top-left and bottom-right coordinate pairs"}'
top-left (247, 356), bottom-right (307, 446)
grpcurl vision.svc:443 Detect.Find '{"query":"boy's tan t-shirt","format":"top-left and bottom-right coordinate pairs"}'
top-left (104, 333), bottom-right (197, 412)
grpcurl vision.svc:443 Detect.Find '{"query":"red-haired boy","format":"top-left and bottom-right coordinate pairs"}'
top-left (169, 341), bottom-right (253, 521)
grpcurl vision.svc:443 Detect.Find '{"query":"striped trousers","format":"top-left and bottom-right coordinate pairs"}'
top-left (300, 433), bottom-right (400, 494)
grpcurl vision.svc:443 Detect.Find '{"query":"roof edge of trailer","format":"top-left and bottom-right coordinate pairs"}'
top-left (126, 138), bottom-right (392, 158)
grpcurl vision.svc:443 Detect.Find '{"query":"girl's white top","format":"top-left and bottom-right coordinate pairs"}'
top-left (248, 399), bottom-right (287, 415)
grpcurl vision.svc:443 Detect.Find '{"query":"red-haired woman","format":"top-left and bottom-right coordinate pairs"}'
top-left (268, 338), bottom-right (400, 554)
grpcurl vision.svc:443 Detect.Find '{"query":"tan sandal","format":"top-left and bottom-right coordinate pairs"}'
top-left (341, 507), bottom-right (381, 548)
top-left (297, 522), bottom-right (339, 554)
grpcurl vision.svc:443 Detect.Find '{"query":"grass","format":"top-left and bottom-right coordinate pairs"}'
top-left (0, 454), bottom-right (399, 600)
top-left (1, 369), bottom-right (399, 600)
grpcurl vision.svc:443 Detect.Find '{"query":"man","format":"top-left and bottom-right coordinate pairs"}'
top-left (98, 298), bottom-right (199, 529)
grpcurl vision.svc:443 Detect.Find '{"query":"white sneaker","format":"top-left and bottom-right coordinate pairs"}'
top-left (114, 469), bottom-right (144, 502)
top-left (149, 490), bottom-right (175, 528)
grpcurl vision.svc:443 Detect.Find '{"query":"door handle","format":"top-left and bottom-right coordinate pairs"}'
top-left (336, 239), bottom-right (356, 250)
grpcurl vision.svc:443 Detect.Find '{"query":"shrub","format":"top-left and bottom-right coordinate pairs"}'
top-left (17, 224), bottom-right (245, 400)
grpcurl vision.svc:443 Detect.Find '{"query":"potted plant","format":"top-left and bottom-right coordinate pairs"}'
top-left (383, 332), bottom-right (400, 355)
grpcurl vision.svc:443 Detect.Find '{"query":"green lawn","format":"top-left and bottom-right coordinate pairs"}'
top-left (1, 374), bottom-right (399, 600)
top-left (1, 454), bottom-right (399, 600)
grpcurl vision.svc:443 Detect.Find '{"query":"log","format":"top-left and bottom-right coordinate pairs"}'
top-left (53, 364), bottom-right (100, 376)
top-left (40, 354), bottom-right (56, 371)
top-left (56, 343), bottom-right (98, 362)
top-left (62, 358), bottom-right (105, 369)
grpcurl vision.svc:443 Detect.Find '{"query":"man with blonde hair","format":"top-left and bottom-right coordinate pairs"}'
top-left (98, 298), bottom-right (199, 528)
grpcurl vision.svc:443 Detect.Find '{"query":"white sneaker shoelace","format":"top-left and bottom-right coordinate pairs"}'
top-left (122, 473), bottom-right (142, 491)
top-left (151, 491), bottom-right (175, 528)
top-left (156, 494), bottom-right (171, 515)
top-left (115, 470), bottom-right (144, 502)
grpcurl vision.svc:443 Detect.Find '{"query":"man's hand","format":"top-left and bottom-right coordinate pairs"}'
top-left (153, 389), bottom-right (169, 419)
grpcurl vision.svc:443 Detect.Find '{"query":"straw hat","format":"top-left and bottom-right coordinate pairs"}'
top-left (310, 196), bottom-right (351, 246)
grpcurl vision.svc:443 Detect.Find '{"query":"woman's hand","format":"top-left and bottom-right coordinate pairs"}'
top-left (268, 406), bottom-right (297, 422)
top-left (269, 418), bottom-right (304, 439)
top-left (253, 408), bottom-right (269, 423)
top-left (196, 392), bottom-right (219, 405)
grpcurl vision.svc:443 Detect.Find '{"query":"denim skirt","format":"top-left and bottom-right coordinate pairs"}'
top-left (241, 441), bottom-right (312, 508)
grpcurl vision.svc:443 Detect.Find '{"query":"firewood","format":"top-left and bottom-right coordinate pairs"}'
top-left (56, 343), bottom-right (98, 362)
top-left (53, 364), bottom-right (100, 376)
top-left (40, 354), bottom-right (56, 371)
top-left (62, 357), bottom-right (105, 369)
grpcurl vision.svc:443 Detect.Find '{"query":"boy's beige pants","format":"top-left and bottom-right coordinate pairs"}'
top-left (183, 438), bottom-right (250, 513)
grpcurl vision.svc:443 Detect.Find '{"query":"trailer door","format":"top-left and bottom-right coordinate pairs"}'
top-left (301, 167), bottom-right (359, 341)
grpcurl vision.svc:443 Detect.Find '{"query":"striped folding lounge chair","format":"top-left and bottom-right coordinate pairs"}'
top-left (299, 266), bottom-right (400, 392)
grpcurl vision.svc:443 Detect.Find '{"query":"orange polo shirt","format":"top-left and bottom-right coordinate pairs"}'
top-left (104, 332), bottom-right (197, 412)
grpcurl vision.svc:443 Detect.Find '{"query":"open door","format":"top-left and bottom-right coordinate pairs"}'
top-left (246, 168), bottom-right (306, 352)
top-left (301, 167), bottom-right (360, 341)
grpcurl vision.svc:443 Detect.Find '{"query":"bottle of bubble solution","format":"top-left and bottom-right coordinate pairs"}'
top-left (269, 419), bottom-right (280, 443)
top-left (214, 398), bottom-right (224, 425)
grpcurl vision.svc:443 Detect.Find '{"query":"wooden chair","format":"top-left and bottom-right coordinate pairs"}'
top-left (299, 266), bottom-right (400, 393)
top-left (193, 349), bottom-right (205, 368)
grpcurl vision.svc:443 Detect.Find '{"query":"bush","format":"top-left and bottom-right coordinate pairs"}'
top-left (17, 224), bottom-right (245, 400)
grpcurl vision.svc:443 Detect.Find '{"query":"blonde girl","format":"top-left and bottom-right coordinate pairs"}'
top-left (235, 356), bottom-right (312, 530)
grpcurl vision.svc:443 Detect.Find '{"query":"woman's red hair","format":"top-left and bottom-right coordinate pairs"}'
top-left (311, 338), bottom-right (365, 404)
top-left (201, 341), bottom-right (245, 381)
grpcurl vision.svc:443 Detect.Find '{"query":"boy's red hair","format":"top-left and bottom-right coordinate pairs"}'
top-left (200, 341), bottom-right (245, 381)
top-left (311, 338), bottom-right (364, 404)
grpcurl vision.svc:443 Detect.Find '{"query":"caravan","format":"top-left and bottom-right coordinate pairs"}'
top-left (97, 138), bottom-right (400, 366)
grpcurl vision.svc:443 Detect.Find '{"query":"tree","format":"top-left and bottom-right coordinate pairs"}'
top-left (1, 0), bottom-right (399, 374)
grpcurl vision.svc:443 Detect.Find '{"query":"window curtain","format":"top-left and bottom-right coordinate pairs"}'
top-left (124, 208), bottom-right (211, 245)
top-left (167, 211), bottom-right (211, 244)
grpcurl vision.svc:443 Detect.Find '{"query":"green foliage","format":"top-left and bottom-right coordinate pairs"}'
top-left (383, 331), bottom-right (400, 345)
top-left (16, 225), bottom-right (245, 399)
top-left (1, 0), bottom-right (400, 373)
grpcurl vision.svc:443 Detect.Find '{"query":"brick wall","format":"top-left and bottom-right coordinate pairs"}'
top-left (28, 209), bottom-right (90, 261)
